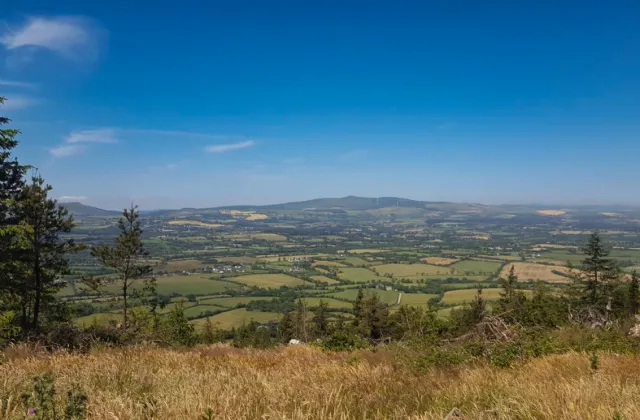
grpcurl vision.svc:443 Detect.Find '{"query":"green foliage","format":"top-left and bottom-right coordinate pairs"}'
top-left (160, 301), bottom-right (196, 346)
top-left (21, 373), bottom-right (87, 419)
top-left (200, 408), bottom-right (215, 420)
top-left (64, 384), bottom-right (88, 420)
top-left (571, 232), bottom-right (620, 307)
top-left (321, 330), bottom-right (367, 352)
top-left (8, 176), bottom-right (78, 331)
top-left (87, 205), bottom-right (154, 326)
top-left (312, 299), bottom-right (329, 337)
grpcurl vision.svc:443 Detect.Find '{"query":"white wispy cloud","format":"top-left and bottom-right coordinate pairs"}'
top-left (49, 144), bottom-right (85, 157)
top-left (0, 95), bottom-right (40, 110)
top-left (126, 129), bottom-right (234, 140)
top-left (0, 79), bottom-right (36, 88)
top-left (49, 128), bottom-right (119, 157)
top-left (58, 195), bottom-right (87, 202)
top-left (66, 128), bottom-right (119, 143)
top-left (205, 140), bottom-right (256, 153)
top-left (0, 16), bottom-right (101, 61)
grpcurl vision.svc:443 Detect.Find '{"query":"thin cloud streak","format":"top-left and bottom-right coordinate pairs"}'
top-left (0, 79), bottom-right (36, 88)
top-left (49, 144), bottom-right (85, 157)
top-left (0, 95), bottom-right (40, 110)
top-left (0, 16), bottom-right (101, 61)
top-left (205, 140), bottom-right (256, 153)
top-left (66, 128), bottom-right (119, 143)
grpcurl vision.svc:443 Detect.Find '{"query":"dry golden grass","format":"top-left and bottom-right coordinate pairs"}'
top-left (501, 262), bottom-right (570, 283)
top-left (421, 257), bottom-right (459, 266)
top-left (1, 346), bottom-right (639, 419)
top-left (537, 209), bottom-right (566, 216)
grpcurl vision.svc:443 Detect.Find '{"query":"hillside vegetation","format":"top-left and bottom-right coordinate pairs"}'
top-left (1, 345), bottom-right (638, 420)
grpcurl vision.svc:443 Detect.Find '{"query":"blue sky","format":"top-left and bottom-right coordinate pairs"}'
top-left (1, 1), bottom-right (640, 209)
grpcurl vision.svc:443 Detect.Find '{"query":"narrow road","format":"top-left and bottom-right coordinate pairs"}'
top-left (397, 292), bottom-right (402, 305)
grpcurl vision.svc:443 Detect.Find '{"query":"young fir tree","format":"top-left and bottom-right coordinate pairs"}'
top-left (573, 232), bottom-right (620, 307)
top-left (87, 205), bottom-right (154, 327)
top-left (628, 271), bottom-right (639, 317)
top-left (352, 288), bottom-right (365, 327)
top-left (278, 311), bottom-right (294, 343)
top-left (497, 265), bottom-right (526, 322)
top-left (468, 286), bottom-right (486, 325)
top-left (312, 299), bottom-right (329, 337)
top-left (293, 299), bottom-right (309, 342)
top-left (11, 176), bottom-right (77, 330)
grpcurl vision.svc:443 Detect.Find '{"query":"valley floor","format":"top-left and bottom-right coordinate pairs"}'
top-left (1, 345), bottom-right (639, 419)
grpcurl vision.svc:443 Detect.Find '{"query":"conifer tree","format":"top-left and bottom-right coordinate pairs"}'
top-left (11, 176), bottom-right (77, 330)
top-left (87, 205), bottom-right (154, 326)
top-left (573, 232), bottom-right (620, 307)
top-left (312, 299), bottom-right (329, 337)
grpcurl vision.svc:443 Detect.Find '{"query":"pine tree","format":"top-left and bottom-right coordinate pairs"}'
top-left (278, 311), bottom-right (294, 343)
top-left (312, 299), bottom-right (329, 337)
top-left (574, 232), bottom-right (620, 307)
top-left (500, 265), bottom-right (517, 303)
top-left (0, 97), bottom-right (28, 328)
top-left (352, 288), bottom-right (365, 327)
top-left (628, 271), bottom-right (639, 316)
top-left (87, 205), bottom-right (153, 327)
top-left (11, 176), bottom-right (77, 330)
top-left (293, 299), bottom-right (309, 341)
top-left (468, 286), bottom-right (486, 325)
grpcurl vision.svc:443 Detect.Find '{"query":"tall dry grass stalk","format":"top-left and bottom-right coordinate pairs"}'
top-left (0, 344), bottom-right (638, 419)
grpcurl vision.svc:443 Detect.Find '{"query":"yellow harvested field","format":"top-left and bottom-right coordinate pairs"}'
top-left (374, 263), bottom-right (448, 279)
top-left (536, 210), bottom-right (566, 216)
top-left (167, 220), bottom-right (222, 228)
top-left (233, 273), bottom-right (310, 288)
top-left (349, 249), bottom-right (388, 254)
top-left (162, 259), bottom-right (209, 271)
top-left (246, 213), bottom-right (269, 220)
top-left (500, 262), bottom-right (570, 283)
top-left (220, 210), bottom-right (269, 220)
top-left (421, 257), bottom-right (459, 265)
top-left (191, 308), bottom-right (280, 329)
top-left (442, 288), bottom-right (505, 304)
top-left (535, 244), bottom-right (578, 249)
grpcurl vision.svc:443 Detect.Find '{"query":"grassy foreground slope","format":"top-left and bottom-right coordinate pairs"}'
top-left (1, 345), bottom-right (638, 419)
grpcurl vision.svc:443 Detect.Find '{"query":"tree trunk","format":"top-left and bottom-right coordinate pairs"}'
top-left (32, 252), bottom-right (41, 331)
top-left (123, 282), bottom-right (128, 327)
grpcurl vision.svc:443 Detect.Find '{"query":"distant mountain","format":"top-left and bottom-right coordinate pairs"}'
top-left (59, 202), bottom-right (120, 217)
top-left (258, 196), bottom-right (487, 212)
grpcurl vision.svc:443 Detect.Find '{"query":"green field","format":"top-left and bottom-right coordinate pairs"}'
top-left (374, 263), bottom-right (447, 279)
top-left (311, 275), bottom-right (339, 284)
top-left (399, 293), bottom-right (439, 307)
top-left (231, 273), bottom-right (310, 288)
top-left (183, 304), bottom-right (226, 318)
top-left (191, 308), bottom-right (281, 329)
top-left (326, 289), bottom-right (399, 305)
top-left (337, 267), bottom-right (386, 283)
top-left (198, 296), bottom-right (273, 307)
top-left (298, 297), bottom-right (353, 309)
top-left (450, 260), bottom-right (503, 274)
top-left (101, 276), bottom-right (242, 296)
top-left (343, 256), bottom-right (370, 266)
